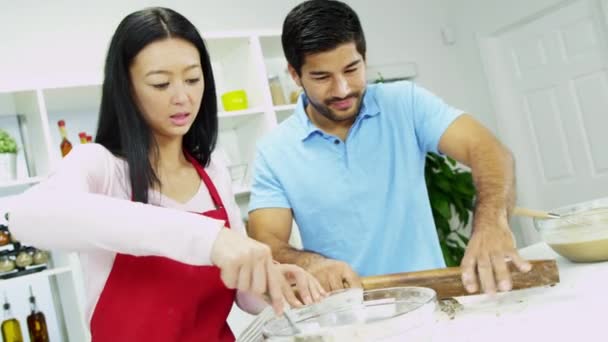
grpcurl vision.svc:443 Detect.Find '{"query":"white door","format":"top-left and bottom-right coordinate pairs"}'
top-left (481, 0), bottom-right (608, 244)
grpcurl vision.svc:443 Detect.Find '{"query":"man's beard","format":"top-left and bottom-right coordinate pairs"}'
top-left (305, 90), bottom-right (363, 123)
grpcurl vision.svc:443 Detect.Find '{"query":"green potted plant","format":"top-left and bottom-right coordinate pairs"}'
top-left (0, 129), bottom-right (18, 181)
top-left (425, 152), bottom-right (476, 266)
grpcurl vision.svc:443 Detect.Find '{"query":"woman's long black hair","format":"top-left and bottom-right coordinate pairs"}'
top-left (95, 7), bottom-right (218, 203)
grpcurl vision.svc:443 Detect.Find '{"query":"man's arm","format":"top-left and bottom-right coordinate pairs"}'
top-left (438, 114), bottom-right (532, 294)
top-left (248, 208), bottom-right (361, 291)
top-left (248, 208), bottom-right (320, 267)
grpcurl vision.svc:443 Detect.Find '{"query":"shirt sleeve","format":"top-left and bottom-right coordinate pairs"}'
top-left (8, 144), bottom-right (224, 266)
top-left (248, 146), bottom-right (291, 212)
top-left (409, 82), bottom-right (463, 154)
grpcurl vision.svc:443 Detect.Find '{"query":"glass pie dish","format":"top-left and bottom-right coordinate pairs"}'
top-left (262, 287), bottom-right (437, 341)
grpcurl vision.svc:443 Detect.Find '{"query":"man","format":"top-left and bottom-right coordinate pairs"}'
top-left (248, 0), bottom-right (531, 295)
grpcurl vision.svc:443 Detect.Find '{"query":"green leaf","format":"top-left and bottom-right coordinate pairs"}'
top-left (458, 232), bottom-right (470, 245)
top-left (433, 197), bottom-right (451, 221)
top-left (436, 178), bottom-right (452, 193)
top-left (447, 157), bottom-right (457, 167)
top-left (439, 163), bottom-right (455, 179)
top-left (425, 152), bottom-right (475, 266)
top-left (434, 217), bottom-right (451, 235)
top-left (440, 241), bottom-right (458, 267)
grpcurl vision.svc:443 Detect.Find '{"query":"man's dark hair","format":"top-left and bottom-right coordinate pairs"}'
top-left (282, 0), bottom-right (366, 75)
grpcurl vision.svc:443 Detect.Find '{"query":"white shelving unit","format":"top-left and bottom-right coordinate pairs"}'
top-left (0, 30), bottom-right (300, 340)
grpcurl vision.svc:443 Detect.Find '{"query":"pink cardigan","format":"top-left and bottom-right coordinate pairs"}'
top-left (9, 143), bottom-right (265, 325)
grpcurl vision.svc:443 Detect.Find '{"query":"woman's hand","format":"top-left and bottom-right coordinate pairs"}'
top-left (276, 263), bottom-right (327, 307)
top-left (210, 228), bottom-right (286, 314)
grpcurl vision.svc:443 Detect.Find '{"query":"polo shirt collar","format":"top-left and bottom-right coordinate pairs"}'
top-left (295, 88), bottom-right (380, 141)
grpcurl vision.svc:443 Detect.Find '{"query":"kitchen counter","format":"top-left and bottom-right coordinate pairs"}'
top-left (388, 242), bottom-right (608, 341)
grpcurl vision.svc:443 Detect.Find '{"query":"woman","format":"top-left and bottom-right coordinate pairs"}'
top-left (8, 7), bottom-right (323, 341)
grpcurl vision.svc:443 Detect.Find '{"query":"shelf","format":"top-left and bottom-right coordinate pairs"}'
top-left (219, 107), bottom-right (264, 118)
top-left (43, 84), bottom-right (102, 114)
top-left (233, 184), bottom-right (251, 197)
top-left (0, 175), bottom-right (45, 189)
top-left (260, 35), bottom-right (284, 60)
top-left (0, 266), bottom-right (72, 286)
top-left (273, 104), bottom-right (296, 112)
top-left (219, 108), bottom-right (265, 130)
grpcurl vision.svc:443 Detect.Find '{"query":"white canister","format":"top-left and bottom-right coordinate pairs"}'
top-left (0, 153), bottom-right (17, 181)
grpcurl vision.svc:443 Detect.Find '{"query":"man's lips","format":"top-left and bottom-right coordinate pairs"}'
top-left (329, 97), bottom-right (355, 110)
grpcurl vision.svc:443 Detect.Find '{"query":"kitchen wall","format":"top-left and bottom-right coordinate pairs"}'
top-left (0, 0), bottom-right (497, 129)
top-left (442, 0), bottom-right (592, 247)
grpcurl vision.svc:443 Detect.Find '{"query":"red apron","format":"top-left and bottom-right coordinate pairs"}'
top-left (90, 153), bottom-right (236, 341)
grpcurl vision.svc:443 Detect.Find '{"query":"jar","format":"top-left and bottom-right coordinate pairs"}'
top-left (269, 75), bottom-right (287, 106)
top-left (0, 231), bottom-right (10, 246)
top-left (0, 256), bottom-right (15, 272)
top-left (15, 250), bottom-right (33, 268)
top-left (33, 250), bottom-right (49, 265)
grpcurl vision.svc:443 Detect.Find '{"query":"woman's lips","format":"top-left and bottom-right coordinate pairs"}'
top-left (170, 113), bottom-right (190, 126)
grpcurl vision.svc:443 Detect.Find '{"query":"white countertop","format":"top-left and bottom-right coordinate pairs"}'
top-left (387, 242), bottom-right (608, 342)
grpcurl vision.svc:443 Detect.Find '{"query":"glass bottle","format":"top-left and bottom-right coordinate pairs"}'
top-left (57, 120), bottom-right (72, 157)
top-left (1, 295), bottom-right (24, 342)
top-left (78, 132), bottom-right (87, 144)
top-left (27, 286), bottom-right (49, 342)
top-left (268, 75), bottom-right (287, 106)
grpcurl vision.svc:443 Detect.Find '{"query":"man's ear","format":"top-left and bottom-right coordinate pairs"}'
top-left (287, 64), bottom-right (302, 87)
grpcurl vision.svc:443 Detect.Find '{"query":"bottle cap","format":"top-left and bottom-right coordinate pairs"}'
top-left (58, 120), bottom-right (65, 127)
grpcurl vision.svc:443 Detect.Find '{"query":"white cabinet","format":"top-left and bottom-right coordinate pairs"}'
top-left (0, 30), bottom-right (299, 340)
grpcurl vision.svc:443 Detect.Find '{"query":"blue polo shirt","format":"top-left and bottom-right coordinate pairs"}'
top-left (249, 81), bottom-right (463, 276)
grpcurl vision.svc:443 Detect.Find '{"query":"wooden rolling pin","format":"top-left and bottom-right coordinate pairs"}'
top-left (361, 259), bottom-right (559, 299)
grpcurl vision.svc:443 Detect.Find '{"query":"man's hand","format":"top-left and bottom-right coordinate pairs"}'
top-left (306, 258), bottom-right (362, 292)
top-left (460, 211), bottom-right (532, 295)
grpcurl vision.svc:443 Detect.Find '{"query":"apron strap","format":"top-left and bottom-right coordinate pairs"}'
top-left (184, 152), bottom-right (225, 210)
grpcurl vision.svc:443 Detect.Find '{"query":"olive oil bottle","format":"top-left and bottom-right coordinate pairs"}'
top-left (27, 286), bottom-right (49, 342)
top-left (1, 294), bottom-right (24, 342)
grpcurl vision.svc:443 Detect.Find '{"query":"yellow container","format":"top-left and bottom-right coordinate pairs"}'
top-left (221, 90), bottom-right (248, 111)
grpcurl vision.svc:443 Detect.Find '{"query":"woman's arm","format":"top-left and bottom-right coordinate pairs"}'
top-left (9, 144), bottom-right (225, 266)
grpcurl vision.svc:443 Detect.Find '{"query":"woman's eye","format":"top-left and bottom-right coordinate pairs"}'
top-left (186, 78), bottom-right (201, 85)
top-left (152, 83), bottom-right (169, 90)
